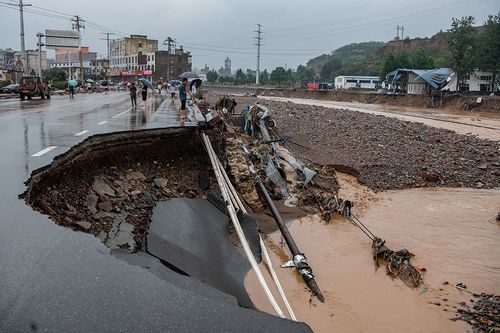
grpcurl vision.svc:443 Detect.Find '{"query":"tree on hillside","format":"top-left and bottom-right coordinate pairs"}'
top-left (476, 12), bottom-right (500, 92)
top-left (410, 48), bottom-right (435, 69)
top-left (206, 69), bottom-right (218, 83)
top-left (380, 52), bottom-right (410, 78)
top-left (270, 67), bottom-right (287, 85)
top-left (296, 65), bottom-right (315, 83)
top-left (320, 57), bottom-right (342, 81)
top-left (447, 16), bottom-right (477, 90)
top-left (260, 69), bottom-right (269, 85)
top-left (235, 69), bottom-right (246, 84)
top-left (43, 68), bottom-right (67, 81)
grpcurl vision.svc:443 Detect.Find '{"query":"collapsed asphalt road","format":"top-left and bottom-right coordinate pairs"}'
top-left (0, 93), bottom-right (311, 332)
top-left (205, 93), bottom-right (499, 191)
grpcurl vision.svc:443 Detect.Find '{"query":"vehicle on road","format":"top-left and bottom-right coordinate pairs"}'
top-left (1, 84), bottom-right (20, 94)
top-left (19, 76), bottom-right (50, 100)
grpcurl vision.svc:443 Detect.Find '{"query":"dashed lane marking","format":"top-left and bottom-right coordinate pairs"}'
top-left (74, 130), bottom-right (89, 136)
top-left (98, 121), bottom-right (107, 125)
top-left (111, 107), bottom-right (133, 119)
top-left (32, 146), bottom-right (58, 157)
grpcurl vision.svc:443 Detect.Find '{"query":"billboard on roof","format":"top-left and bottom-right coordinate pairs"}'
top-left (45, 30), bottom-right (80, 50)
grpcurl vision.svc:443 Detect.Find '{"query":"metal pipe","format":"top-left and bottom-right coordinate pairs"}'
top-left (201, 133), bottom-right (286, 318)
top-left (214, 151), bottom-right (297, 320)
top-left (255, 177), bottom-right (325, 302)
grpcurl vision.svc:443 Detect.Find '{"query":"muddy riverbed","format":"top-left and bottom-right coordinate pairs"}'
top-left (204, 92), bottom-right (499, 191)
top-left (246, 173), bottom-right (500, 332)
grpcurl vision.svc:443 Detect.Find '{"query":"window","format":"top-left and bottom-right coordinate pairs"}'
top-left (138, 42), bottom-right (142, 48)
top-left (480, 75), bottom-right (492, 81)
top-left (346, 79), bottom-right (357, 83)
top-left (151, 55), bottom-right (154, 62)
top-left (147, 55), bottom-right (150, 61)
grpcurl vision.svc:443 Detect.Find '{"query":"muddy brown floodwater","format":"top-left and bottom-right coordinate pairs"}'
top-left (246, 173), bottom-right (500, 332)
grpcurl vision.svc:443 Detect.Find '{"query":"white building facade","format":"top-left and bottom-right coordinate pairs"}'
top-left (334, 75), bottom-right (380, 90)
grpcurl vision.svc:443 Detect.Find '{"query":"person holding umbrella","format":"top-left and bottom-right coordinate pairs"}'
top-left (141, 83), bottom-right (148, 109)
top-left (129, 82), bottom-right (137, 108)
top-left (68, 78), bottom-right (77, 98)
top-left (179, 77), bottom-right (188, 119)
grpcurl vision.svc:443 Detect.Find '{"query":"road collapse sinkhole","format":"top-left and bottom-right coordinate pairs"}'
top-left (21, 128), bottom-right (217, 252)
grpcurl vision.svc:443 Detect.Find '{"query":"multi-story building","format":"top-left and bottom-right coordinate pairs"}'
top-left (51, 47), bottom-right (97, 78)
top-left (26, 50), bottom-right (48, 74)
top-left (0, 48), bottom-right (16, 69)
top-left (218, 57), bottom-right (232, 77)
top-left (108, 35), bottom-right (190, 82)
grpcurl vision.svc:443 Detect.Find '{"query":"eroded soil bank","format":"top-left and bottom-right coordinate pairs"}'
top-left (22, 128), bottom-right (215, 250)
top-left (246, 174), bottom-right (500, 333)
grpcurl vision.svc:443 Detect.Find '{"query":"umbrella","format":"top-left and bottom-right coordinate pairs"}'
top-left (190, 79), bottom-right (202, 89)
top-left (68, 79), bottom-right (78, 87)
top-left (86, 79), bottom-right (95, 83)
top-left (100, 80), bottom-right (109, 86)
top-left (179, 71), bottom-right (199, 79)
top-left (169, 80), bottom-right (182, 86)
top-left (137, 78), bottom-right (154, 90)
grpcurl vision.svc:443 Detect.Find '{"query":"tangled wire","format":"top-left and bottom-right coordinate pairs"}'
top-left (372, 237), bottom-right (423, 288)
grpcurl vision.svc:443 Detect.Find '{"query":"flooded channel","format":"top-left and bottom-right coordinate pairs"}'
top-left (246, 174), bottom-right (500, 332)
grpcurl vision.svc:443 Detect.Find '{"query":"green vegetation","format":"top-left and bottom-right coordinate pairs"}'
top-left (447, 16), bottom-right (477, 90)
top-left (475, 12), bottom-right (500, 89)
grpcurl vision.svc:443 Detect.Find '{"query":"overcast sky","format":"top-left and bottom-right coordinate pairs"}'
top-left (0, 0), bottom-right (498, 72)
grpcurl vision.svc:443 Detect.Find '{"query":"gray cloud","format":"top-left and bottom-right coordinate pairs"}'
top-left (0, 0), bottom-right (498, 71)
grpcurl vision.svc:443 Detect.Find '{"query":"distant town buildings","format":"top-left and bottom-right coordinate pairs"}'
top-left (0, 48), bottom-right (47, 74)
top-left (218, 57), bottom-right (232, 77)
top-left (107, 35), bottom-right (191, 82)
top-left (51, 47), bottom-right (97, 79)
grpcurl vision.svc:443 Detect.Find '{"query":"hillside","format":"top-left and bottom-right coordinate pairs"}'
top-left (306, 32), bottom-right (452, 80)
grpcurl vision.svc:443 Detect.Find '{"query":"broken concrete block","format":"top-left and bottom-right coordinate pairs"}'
top-left (92, 176), bottom-right (116, 197)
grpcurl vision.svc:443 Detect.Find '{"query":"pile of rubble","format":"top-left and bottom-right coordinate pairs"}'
top-left (205, 92), bottom-right (499, 191)
top-left (454, 293), bottom-right (500, 332)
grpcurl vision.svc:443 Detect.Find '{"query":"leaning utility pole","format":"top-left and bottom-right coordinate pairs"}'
top-left (72, 15), bottom-right (85, 85)
top-left (163, 37), bottom-right (176, 80)
top-left (100, 32), bottom-right (115, 59)
top-left (36, 33), bottom-right (44, 77)
top-left (254, 24), bottom-right (262, 85)
top-left (7, 0), bottom-right (31, 73)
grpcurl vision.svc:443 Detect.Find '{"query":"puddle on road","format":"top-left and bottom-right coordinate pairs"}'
top-left (246, 174), bottom-right (500, 332)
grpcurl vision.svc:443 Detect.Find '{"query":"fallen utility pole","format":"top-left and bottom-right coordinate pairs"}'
top-left (254, 174), bottom-right (325, 302)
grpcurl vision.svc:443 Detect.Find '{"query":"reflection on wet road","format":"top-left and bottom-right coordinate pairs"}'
top-left (0, 91), bottom-right (191, 175)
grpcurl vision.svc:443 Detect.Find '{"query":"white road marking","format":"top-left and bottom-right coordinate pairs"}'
top-left (74, 130), bottom-right (89, 136)
top-left (32, 146), bottom-right (58, 157)
top-left (98, 120), bottom-right (107, 125)
top-left (111, 107), bottom-right (133, 119)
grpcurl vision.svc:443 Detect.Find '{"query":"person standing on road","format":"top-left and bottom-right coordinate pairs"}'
top-left (179, 78), bottom-right (188, 119)
top-left (169, 84), bottom-right (176, 100)
top-left (68, 84), bottom-right (75, 99)
top-left (141, 84), bottom-right (148, 109)
top-left (129, 82), bottom-right (137, 107)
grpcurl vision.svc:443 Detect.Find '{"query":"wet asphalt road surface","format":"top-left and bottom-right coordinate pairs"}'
top-left (0, 92), bottom-right (310, 332)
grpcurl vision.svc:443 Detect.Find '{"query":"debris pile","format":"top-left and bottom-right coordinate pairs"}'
top-left (372, 237), bottom-right (423, 288)
top-left (204, 92), bottom-right (499, 191)
top-left (454, 293), bottom-right (500, 332)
